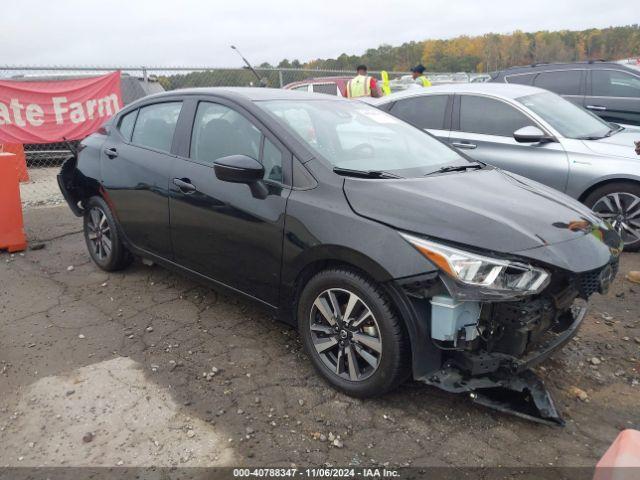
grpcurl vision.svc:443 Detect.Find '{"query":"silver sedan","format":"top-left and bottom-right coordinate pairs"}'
top-left (366, 84), bottom-right (640, 250)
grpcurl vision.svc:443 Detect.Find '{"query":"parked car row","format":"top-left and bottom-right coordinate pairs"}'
top-left (490, 60), bottom-right (640, 126)
top-left (365, 83), bottom-right (640, 250)
top-left (58, 84), bottom-right (623, 425)
top-left (283, 60), bottom-right (640, 127)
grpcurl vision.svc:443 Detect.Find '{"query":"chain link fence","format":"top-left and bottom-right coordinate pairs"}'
top-left (1, 66), bottom-right (474, 208)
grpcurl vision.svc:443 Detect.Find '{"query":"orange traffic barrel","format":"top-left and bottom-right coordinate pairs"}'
top-left (594, 429), bottom-right (640, 480)
top-left (0, 152), bottom-right (27, 253)
top-left (0, 144), bottom-right (29, 182)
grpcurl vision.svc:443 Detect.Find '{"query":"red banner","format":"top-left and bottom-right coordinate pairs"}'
top-left (0, 71), bottom-right (122, 144)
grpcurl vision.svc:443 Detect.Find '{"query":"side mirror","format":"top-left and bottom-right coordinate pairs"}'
top-left (214, 155), bottom-right (264, 183)
top-left (513, 126), bottom-right (553, 143)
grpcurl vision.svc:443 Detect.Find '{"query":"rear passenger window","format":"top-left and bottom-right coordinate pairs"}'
top-left (459, 95), bottom-right (531, 137)
top-left (505, 73), bottom-right (536, 85)
top-left (534, 70), bottom-right (582, 95)
top-left (131, 102), bottom-right (182, 153)
top-left (118, 110), bottom-right (137, 141)
top-left (391, 95), bottom-right (449, 130)
top-left (312, 83), bottom-right (338, 95)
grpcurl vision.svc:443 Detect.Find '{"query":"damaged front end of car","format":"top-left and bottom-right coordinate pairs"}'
top-left (397, 229), bottom-right (622, 426)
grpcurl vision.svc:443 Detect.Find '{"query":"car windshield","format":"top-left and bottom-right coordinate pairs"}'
top-left (258, 99), bottom-right (465, 177)
top-left (516, 91), bottom-right (611, 139)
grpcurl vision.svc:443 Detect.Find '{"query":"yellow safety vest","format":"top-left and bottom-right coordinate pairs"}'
top-left (346, 75), bottom-right (371, 98)
top-left (417, 75), bottom-right (432, 87)
top-left (380, 70), bottom-right (391, 96)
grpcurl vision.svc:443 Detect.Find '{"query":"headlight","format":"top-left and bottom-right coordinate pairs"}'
top-left (400, 233), bottom-right (550, 298)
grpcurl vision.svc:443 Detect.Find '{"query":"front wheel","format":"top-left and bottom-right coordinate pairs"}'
top-left (297, 269), bottom-right (410, 398)
top-left (584, 182), bottom-right (640, 252)
top-left (83, 196), bottom-right (133, 271)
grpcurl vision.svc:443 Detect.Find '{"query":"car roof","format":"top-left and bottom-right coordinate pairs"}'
top-left (283, 77), bottom-right (352, 91)
top-left (370, 83), bottom-right (546, 104)
top-left (286, 76), bottom-right (352, 85)
top-left (494, 61), bottom-right (637, 76)
top-left (141, 87), bottom-right (345, 103)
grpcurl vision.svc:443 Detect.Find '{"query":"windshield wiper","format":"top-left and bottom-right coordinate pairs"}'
top-left (577, 135), bottom-right (605, 140)
top-left (578, 125), bottom-right (624, 140)
top-left (424, 163), bottom-right (484, 176)
top-left (605, 124), bottom-right (624, 137)
top-left (333, 167), bottom-right (402, 179)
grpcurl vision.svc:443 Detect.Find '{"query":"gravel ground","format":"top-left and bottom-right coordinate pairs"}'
top-left (1, 205), bottom-right (639, 468)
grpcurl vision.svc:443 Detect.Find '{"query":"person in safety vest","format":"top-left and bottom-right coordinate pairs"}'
top-left (380, 70), bottom-right (392, 96)
top-left (346, 65), bottom-right (382, 98)
top-left (411, 64), bottom-right (432, 87)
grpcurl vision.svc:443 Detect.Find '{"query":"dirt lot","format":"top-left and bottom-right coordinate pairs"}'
top-left (1, 205), bottom-right (639, 468)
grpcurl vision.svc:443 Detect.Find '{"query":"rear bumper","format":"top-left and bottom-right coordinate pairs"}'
top-left (56, 156), bottom-right (84, 217)
top-left (56, 173), bottom-right (83, 217)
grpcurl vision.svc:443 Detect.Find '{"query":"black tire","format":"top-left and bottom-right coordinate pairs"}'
top-left (83, 196), bottom-right (133, 271)
top-left (297, 269), bottom-right (411, 398)
top-left (583, 182), bottom-right (640, 252)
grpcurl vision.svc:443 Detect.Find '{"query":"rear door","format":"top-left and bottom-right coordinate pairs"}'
top-left (449, 94), bottom-right (569, 192)
top-left (387, 94), bottom-right (452, 141)
top-left (531, 69), bottom-right (585, 107)
top-left (586, 68), bottom-right (640, 125)
top-left (101, 100), bottom-right (184, 259)
top-left (168, 97), bottom-right (291, 306)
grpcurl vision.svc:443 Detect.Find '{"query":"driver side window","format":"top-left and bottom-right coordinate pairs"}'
top-left (592, 70), bottom-right (640, 98)
top-left (458, 95), bottom-right (532, 137)
top-left (190, 102), bottom-right (284, 183)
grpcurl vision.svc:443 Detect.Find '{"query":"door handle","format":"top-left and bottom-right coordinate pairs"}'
top-left (103, 147), bottom-right (118, 159)
top-left (451, 142), bottom-right (477, 150)
top-left (173, 178), bottom-right (196, 194)
top-left (586, 105), bottom-right (607, 111)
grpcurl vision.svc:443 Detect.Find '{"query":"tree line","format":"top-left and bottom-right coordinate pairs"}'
top-left (272, 25), bottom-right (640, 73)
top-left (159, 25), bottom-right (640, 90)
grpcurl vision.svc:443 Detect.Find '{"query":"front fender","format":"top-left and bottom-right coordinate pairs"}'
top-left (571, 172), bottom-right (640, 201)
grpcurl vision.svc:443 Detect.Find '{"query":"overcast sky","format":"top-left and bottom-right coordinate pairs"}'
top-left (2, 0), bottom-right (636, 67)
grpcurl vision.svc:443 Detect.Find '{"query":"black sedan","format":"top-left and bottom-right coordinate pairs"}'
top-left (58, 88), bottom-right (621, 424)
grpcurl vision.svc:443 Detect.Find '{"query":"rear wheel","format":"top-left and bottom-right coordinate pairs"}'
top-left (83, 196), bottom-right (133, 271)
top-left (584, 182), bottom-right (640, 252)
top-left (297, 269), bottom-right (410, 398)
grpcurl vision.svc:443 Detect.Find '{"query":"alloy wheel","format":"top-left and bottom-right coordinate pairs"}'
top-left (592, 192), bottom-right (640, 247)
top-left (309, 288), bottom-right (382, 381)
top-left (86, 207), bottom-right (112, 261)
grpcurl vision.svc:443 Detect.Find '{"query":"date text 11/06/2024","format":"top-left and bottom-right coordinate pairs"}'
top-left (233, 468), bottom-right (401, 478)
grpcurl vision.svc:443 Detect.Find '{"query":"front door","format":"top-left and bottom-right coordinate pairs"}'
top-left (449, 94), bottom-right (569, 192)
top-left (585, 69), bottom-right (640, 126)
top-left (169, 99), bottom-right (291, 306)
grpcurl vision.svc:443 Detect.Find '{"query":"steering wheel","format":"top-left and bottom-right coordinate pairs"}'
top-left (349, 143), bottom-right (375, 159)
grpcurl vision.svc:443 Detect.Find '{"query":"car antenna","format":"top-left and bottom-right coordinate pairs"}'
top-left (230, 45), bottom-right (268, 87)
top-left (62, 136), bottom-right (77, 157)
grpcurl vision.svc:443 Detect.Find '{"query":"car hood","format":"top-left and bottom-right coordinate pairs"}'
top-left (344, 168), bottom-right (611, 257)
top-left (582, 128), bottom-right (640, 160)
